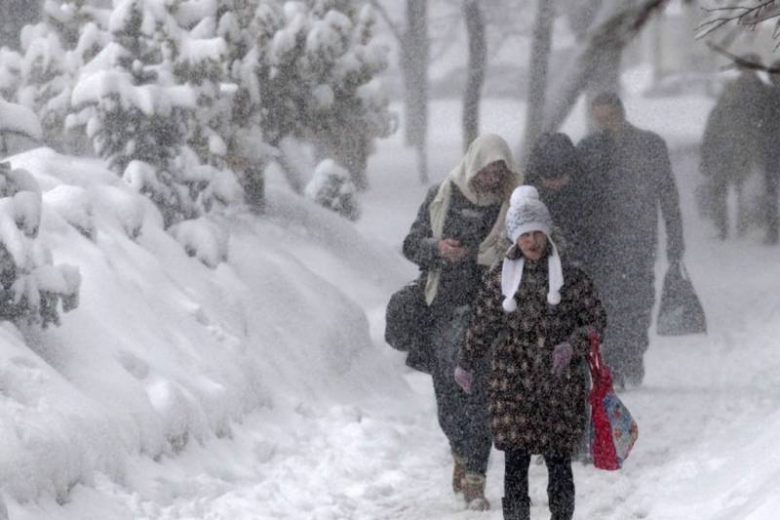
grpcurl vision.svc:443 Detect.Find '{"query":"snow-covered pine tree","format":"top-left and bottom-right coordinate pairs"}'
top-left (16, 0), bottom-right (110, 152)
top-left (261, 0), bottom-right (395, 190)
top-left (171, 0), bottom-right (228, 169)
top-left (165, 0), bottom-right (244, 217)
top-left (70, 0), bottom-right (199, 228)
top-left (213, 0), bottom-right (280, 211)
top-left (0, 161), bottom-right (80, 328)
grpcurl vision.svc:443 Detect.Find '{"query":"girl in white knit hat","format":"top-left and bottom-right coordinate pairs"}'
top-left (455, 185), bottom-right (606, 520)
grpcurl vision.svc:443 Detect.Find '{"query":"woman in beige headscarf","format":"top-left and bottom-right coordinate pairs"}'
top-left (402, 134), bottom-right (520, 511)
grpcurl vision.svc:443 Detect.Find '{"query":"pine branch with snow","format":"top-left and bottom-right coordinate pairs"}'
top-left (0, 162), bottom-right (80, 328)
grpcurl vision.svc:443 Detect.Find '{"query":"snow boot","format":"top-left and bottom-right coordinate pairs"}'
top-left (463, 472), bottom-right (490, 511)
top-left (452, 455), bottom-right (465, 493)
top-left (501, 496), bottom-right (530, 520)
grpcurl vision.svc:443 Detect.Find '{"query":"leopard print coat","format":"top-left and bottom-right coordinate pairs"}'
top-left (459, 255), bottom-right (606, 454)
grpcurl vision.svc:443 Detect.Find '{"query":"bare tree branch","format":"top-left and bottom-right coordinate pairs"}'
top-left (696, 0), bottom-right (780, 39)
top-left (707, 41), bottom-right (780, 72)
top-left (541, 0), bottom-right (670, 134)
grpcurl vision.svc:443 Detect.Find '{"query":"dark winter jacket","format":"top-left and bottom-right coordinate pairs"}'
top-left (526, 175), bottom-right (596, 268)
top-left (459, 249), bottom-right (606, 454)
top-left (701, 71), bottom-right (768, 183)
top-left (578, 124), bottom-right (684, 307)
top-left (403, 183), bottom-right (502, 316)
top-left (763, 84), bottom-right (780, 171)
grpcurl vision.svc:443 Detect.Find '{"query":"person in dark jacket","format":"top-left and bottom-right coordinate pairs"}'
top-left (763, 60), bottom-right (780, 245)
top-left (454, 185), bottom-right (606, 520)
top-left (577, 92), bottom-right (685, 388)
top-left (525, 132), bottom-right (595, 266)
top-left (700, 54), bottom-right (768, 239)
top-left (402, 133), bottom-right (520, 510)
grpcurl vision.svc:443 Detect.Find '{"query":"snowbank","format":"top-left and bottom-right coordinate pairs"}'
top-left (0, 147), bottom-right (409, 507)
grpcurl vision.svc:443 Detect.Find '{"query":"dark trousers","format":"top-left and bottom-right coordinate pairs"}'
top-left (430, 305), bottom-right (492, 475)
top-left (504, 451), bottom-right (574, 520)
top-left (602, 296), bottom-right (653, 386)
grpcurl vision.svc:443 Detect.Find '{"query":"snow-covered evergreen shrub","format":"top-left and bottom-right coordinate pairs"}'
top-left (0, 162), bottom-right (80, 327)
top-left (304, 158), bottom-right (359, 220)
top-left (69, 0), bottom-right (240, 229)
top-left (15, 0), bottom-right (110, 152)
top-left (259, 1), bottom-right (396, 188)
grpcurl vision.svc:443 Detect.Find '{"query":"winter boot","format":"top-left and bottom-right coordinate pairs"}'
top-left (501, 496), bottom-right (530, 520)
top-left (452, 455), bottom-right (465, 494)
top-left (462, 472), bottom-right (490, 511)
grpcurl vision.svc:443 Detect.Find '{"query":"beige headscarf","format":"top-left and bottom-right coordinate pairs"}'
top-left (425, 134), bottom-right (522, 305)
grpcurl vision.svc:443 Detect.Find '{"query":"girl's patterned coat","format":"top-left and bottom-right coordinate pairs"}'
top-left (460, 250), bottom-right (606, 454)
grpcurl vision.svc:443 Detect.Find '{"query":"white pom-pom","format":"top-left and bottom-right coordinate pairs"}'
top-left (510, 185), bottom-right (539, 207)
top-left (547, 291), bottom-right (561, 306)
top-left (503, 297), bottom-right (517, 312)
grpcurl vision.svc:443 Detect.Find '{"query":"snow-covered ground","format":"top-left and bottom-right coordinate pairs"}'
top-left (2, 94), bottom-right (779, 520)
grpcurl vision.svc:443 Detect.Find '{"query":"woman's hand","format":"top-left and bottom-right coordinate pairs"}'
top-left (454, 366), bottom-right (474, 393)
top-left (438, 239), bottom-right (469, 263)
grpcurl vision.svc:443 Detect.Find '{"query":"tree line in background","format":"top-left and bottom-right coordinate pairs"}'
top-left (374, 0), bottom-right (780, 181)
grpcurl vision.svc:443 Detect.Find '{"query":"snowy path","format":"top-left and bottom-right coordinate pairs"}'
top-left (141, 141), bottom-right (776, 520)
top-left (16, 101), bottom-right (780, 520)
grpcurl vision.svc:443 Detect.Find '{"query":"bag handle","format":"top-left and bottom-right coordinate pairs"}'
top-left (587, 331), bottom-right (609, 382)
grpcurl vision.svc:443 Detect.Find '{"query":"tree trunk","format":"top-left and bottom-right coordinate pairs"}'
top-left (401, 0), bottom-right (429, 183)
top-left (520, 0), bottom-right (556, 165)
top-left (462, 0), bottom-right (486, 152)
top-left (541, 0), bottom-right (668, 134)
top-left (243, 165), bottom-right (266, 214)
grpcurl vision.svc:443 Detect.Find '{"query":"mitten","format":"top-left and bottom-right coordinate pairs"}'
top-left (454, 366), bottom-right (474, 394)
top-left (551, 342), bottom-right (573, 376)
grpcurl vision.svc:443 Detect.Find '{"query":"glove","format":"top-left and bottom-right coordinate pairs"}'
top-left (454, 366), bottom-right (474, 394)
top-left (551, 342), bottom-right (573, 377)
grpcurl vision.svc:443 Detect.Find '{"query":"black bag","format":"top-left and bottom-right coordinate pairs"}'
top-left (656, 261), bottom-right (707, 336)
top-left (385, 279), bottom-right (434, 373)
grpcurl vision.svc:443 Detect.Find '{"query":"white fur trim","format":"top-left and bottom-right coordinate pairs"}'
top-left (501, 256), bottom-right (524, 313)
top-left (546, 239), bottom-right (563, 306)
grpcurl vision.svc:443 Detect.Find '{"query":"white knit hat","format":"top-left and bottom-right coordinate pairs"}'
top-left (501, 186), bottom-right (563, 312)
top-left (504, 185), bottom-right (553, 242)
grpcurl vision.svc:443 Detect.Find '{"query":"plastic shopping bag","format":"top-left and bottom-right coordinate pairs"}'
top-left (588, 333), bottom-right (639, 470)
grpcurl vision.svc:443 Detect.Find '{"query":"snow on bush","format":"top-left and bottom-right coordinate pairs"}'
top-left (305, 158), bottom-right (360, 220)
top-left (0, 162), bottom-right (80, 328)
top-left (168, 216), bottom-right (228, 268)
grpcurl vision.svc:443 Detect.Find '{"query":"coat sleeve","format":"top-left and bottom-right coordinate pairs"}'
top-left (653, 136), bottom-right (685, 261)
top-left (566, 269), bottom-right (607, 359)
top-left (402, 186), bottom-right (444, 270)
top-left (459, 267), bottom-right (505, 371)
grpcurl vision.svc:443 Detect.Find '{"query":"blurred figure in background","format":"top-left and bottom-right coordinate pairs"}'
top-left (699, 53), bottom-right (768, 240)
top-left (577, 92), bottom-right (685, 388)
top-left (762, 59), bottom-right (780, 245)
top-left (525, 132), bottom-right (596, 267)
